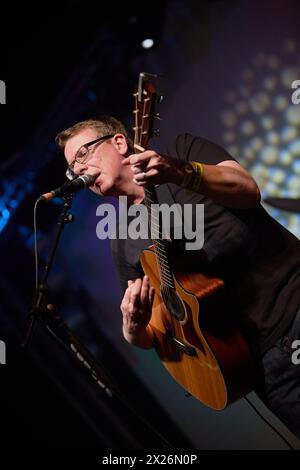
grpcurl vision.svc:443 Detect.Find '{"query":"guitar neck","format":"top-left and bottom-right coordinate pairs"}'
top-left (132, 73), bottom-right (174, 288)
top-left (143, 186), bottom-right (175, 289)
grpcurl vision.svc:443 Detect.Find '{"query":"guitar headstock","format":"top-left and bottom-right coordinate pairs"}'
top-left (132, 72), bottom-right (163, 152)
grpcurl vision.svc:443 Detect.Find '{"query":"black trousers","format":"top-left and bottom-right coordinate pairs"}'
top-left (256, 308), bottom-right (300, 440)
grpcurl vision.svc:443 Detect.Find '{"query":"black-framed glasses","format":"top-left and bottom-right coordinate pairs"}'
top-left (65, 134), bottom-right (114, 180)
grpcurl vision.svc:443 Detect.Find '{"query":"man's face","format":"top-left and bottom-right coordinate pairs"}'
top-left (64, 128), bottom-right (128, 197)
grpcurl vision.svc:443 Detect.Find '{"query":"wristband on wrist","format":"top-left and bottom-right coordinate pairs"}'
top-left (190, 161), bottom-right (203, 191)
top-left (181, 161), bottom-right (203, 192)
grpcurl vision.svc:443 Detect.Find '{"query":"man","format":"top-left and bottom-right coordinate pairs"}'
top-left (56, 115), bottom-right (300, 439)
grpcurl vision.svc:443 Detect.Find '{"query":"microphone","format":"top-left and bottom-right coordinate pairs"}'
top-left (39, 174), bottom-right (96, 202)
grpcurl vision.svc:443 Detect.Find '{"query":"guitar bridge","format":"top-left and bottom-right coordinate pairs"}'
top-left (170, 335), bottom-right (197, 356)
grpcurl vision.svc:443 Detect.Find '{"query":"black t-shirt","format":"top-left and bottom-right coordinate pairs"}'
top-left (111, 133), bottom-right (300, 357)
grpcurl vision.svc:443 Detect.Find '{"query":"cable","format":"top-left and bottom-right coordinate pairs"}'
top-left (243, 395), bottom-right (294, 450)
top-left (33, 198), bottom-right (41, 290)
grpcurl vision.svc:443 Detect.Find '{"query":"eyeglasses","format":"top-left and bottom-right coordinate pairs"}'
top-left (65, 134), bottom-right (114, 180)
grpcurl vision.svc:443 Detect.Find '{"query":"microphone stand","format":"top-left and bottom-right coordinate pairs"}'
top-left (21, 193), bottom-right (74, 349)
top-left (20, 192), bottom-right (174, 449)
top-left (21, 192), bottom-right (115, 399)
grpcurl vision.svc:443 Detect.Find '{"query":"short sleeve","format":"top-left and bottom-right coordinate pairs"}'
top-left (166, 133), bottom-right (237, 165)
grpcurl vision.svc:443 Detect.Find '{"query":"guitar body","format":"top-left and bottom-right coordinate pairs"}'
top-left (140, 247), bottom-right (255, 410)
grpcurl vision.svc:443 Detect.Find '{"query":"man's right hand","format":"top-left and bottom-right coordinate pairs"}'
top-left (120, 275), bottom-right (155, 349)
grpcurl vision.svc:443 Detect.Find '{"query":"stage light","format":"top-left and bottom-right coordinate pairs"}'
top-left (1, 208), bottom-right (10, 220)
top-left (141, 38), bottom-right (154, 49)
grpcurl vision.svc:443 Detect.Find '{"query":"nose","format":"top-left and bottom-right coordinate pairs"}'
top-left (74, 161), bottom-right (89, 176)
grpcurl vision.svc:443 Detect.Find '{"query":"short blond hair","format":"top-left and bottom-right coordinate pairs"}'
top-left (55, 116), bottom-right (134, 151)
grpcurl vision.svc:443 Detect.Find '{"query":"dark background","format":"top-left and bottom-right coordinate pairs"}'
top-left (1, 0), bottom-right (300, 451)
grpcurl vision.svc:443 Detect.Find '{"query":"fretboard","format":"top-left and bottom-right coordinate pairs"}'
top-left (144, 186), bottom-right (175, 289)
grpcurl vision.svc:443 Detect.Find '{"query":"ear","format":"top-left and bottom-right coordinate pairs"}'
top-left (111, 133), bottom-right (129, 156)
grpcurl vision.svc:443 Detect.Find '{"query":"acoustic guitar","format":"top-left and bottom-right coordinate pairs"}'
top-left (133, 73), bottom-right (255, 409)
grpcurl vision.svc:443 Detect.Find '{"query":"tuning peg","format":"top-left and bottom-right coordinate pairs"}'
top-left (154, 112), bottom-right (162, 120)
top-left (153, 129), bottom-right (160, 137)
top-left (156, 94), bottom-right (164, 104)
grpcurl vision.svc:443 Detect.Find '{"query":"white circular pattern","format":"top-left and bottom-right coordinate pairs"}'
top-left (281, 126), bottom-right (298, 142)
top-left (292, 160), bottom-right (300, 174)
top-left (249, 92), bottom-right (271, 113)
top-left (288, 138), bottom-right (300, 154)
top-left (266, 131), bottom-right (280, 145)
top-left (274, 95), bottom-right (288, 110)
top-left (240, 120), bottom-right (256, 136)
top-left (221, 40), bottom-right (300, 237)
top-left (285, 105), bottom-right (300, 125)
top-left (263, 76), bottom-right (278, 90)
top-left (223, 130), bottom-right (236, 143)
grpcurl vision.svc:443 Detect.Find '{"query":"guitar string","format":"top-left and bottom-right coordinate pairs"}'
top-left (137, 91), bottom-right (176, 318)
top-left (144, 191), bottom-right (174, 288)
top-left (134, 87), bottom-right (179, 339)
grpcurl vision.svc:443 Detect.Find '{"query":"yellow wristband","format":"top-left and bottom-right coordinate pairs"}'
top-left (189, 162), bottom-right (203, 192)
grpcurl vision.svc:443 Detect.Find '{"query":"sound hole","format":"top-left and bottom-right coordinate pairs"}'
top-left (160, 285), bottom-right (185, 321)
